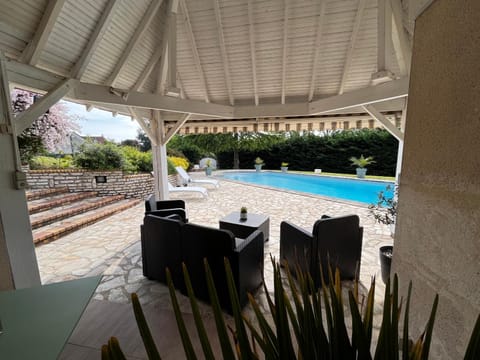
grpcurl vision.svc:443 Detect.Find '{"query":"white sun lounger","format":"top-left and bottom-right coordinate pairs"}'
top-left (175, 166), bottom-right (220, 188)
top-left (168, 182), bottom-right (208, 198)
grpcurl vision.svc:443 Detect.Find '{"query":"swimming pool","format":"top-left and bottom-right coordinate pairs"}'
top-left (222, 171), bottom-right (394, 204)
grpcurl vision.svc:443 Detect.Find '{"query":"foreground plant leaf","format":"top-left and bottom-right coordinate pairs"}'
top-left (131, 293), bottom-right (162, 360)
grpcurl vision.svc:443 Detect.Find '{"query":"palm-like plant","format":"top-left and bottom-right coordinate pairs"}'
top-left (102, 259), bottom-right (480, 359)
top-left (349, 154), bottom-right (375, 168)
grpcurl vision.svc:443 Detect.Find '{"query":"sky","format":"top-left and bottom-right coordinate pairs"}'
top-left (64, 101), bottom-right (141, 142)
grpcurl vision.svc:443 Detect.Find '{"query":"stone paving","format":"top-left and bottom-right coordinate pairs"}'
top-left (35, 173), bottom-right (393, 327)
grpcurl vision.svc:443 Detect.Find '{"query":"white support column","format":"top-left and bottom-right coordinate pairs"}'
top-left (0, 53), bottom-right (41, 290)
top-left (395, 101), bottom-right (407, 182)
top-left (152, 111), bottom-right (169, 200)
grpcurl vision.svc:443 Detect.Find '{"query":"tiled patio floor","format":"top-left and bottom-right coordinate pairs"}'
top-left (35, 174), bottom-right (393, 331)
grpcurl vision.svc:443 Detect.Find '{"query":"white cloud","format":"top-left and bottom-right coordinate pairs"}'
top-left (64, 101), bottom-right (141, 142)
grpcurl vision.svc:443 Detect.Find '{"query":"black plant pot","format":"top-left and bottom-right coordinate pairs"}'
top-left (379, 245), bottom-right (393, 284)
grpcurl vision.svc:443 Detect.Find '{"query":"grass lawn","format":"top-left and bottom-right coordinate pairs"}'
top-left (290, 170), bottom-right (395, 182)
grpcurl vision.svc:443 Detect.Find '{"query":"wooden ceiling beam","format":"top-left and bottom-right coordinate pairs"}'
top-left (390, 0), bottom-right (412, 76)
top-left (105, 0), bottom-right (163, 87)
top-left (179, 0), bottom-right (209, 103)
top-left (19, 0), bottom-right (67, 66)
top-left (308, 0), bottom-right (327, 102)
top-left (310, 77), bottom-right (409, 115)
top-left (363, 104), bottom-right (404, 141)
top-left (281, 0), bottom-right (289, 105)
top-left (72, 81), bottom-right (233, 117)
top-left (213, 0), bottom-right (234, 106)
top-left (15, 78), bottom-right (75, 133)
top-left (164, 113), bottom-right (191, 143)
top-left (247, 0), bottom-right (259, 106)
top-left (70, 0), bottom-right (120, 80)
top-left (128, 107), bottom-right (157, 145)
top-left (338, 0), bottom-right (367, 95)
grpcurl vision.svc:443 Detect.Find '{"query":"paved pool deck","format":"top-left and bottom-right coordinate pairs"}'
top-left (35, 173), bottom-right (393, 322)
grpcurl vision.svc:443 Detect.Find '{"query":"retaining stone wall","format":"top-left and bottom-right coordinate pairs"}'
top-left (26, 170), bottom-right (178, 199)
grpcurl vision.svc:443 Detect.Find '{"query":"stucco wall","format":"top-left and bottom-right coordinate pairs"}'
top-left (393, 0), bottom-right (480, 358)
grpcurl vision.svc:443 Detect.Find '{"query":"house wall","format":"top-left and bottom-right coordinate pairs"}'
top-left (393, 0), bottom-right (480, 358)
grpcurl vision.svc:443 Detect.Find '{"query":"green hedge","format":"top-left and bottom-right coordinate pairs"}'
top-left (217, 129), bottom-right (398, 176)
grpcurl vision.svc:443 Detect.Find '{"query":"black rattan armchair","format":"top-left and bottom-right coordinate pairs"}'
top-left (280, 214), bottom-right (363, 286)
top-left (145, 194), bottom-right (187, 222)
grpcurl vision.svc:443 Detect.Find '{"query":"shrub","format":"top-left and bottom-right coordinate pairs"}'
top-left (167, 158), bottom-right (176, 175)
top-left (74, 142), bottom-right (124, 170)
top-left (121, 146), bottom-right (152, 173)
top-left (168, 156), bottom-right (189, 171)
top-left (29, 155), bottom-right (75, 169)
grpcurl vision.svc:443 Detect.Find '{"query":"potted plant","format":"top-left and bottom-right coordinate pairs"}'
top-left (254, 157), bottom-right (264, 172)
top-left (280, 162), bottom-right (289, 173)
top-left (240, 206), bottom-right (247, 221)
top-left (349, 154), bottom-right (375, 178)
top-left (204, 159), bottom-right (213, 176)
top-left (368, 184), bottom-right (397, 284)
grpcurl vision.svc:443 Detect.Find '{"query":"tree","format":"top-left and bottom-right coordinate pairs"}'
top-left (120, 139), bottom-right (140, 148)
top-left (184, 132), bottom-right (285, 169)
top-left (12, 89), bottom-right (79, 163)
top-left (136, 130), bottom-right (151, 152)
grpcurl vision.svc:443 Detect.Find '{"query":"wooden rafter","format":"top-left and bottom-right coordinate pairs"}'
top-left (5, 60), bottom-right (408, 120)
top-left (376, 0), bottom-right (393, 74)
top-left (281, 0), bottom-right (289, 105)
top-left (132, 47), bottom-right (163, 91)
top-left (390, 0), bottom-right (412, 76)
top-left (338, 0), bottom-right (367, 95)
top-left (176, 72), bottom-right (186, 99)
top-left (309, 77), bottom-right (408, 115)
top-left (19, 0), bottom-right (67, 66)
top-left (213, 0), bottom-right (234, 106)
top-left (70, 0), bottom-right (120, 80)
top-left (72, 81), bottom-right (233, 117)
top-left (128, 107), bottom-right (157, 145)
top-left (105, 0), bottom-right (163, 87)
top-left (308, 0), bottom-right (327, 102)
top-left (179, 0), bottom-right (209, 103)
top-left (247, 0), bottom-right (258, 106)
top-left (362, 104), bottom-right (404, 141)
top-left (15, 78), bottom-right (75, 134)
top-left (156, 0), bottom-right (179, 95)
top-left (164, 113), bottom-right (191, 143)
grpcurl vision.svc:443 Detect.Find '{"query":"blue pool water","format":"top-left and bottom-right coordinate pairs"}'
top-left (222, 171), bottom-right (394, 204)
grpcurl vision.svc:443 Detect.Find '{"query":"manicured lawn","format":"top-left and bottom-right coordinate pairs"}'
top-left (290, 170), bottom-right (395, 182)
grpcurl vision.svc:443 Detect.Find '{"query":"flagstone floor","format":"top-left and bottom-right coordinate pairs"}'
top-left (35, 173), bottom-right (393, 333)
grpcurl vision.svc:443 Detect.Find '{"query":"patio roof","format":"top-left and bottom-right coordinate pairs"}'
top-left (0, 0), bottom-right (426, 133)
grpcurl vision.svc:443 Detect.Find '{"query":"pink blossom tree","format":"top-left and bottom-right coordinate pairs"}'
top-left (12, 89), bottom-right (79, 162)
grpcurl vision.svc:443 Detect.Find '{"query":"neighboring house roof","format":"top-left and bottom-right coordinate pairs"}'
top-left (52, 132), bottom-right (107, 154)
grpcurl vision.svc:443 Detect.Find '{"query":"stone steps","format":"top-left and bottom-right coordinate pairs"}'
top-left (28, 191), bottom-right (99, 214)
top-left (26, 187), bottom-right (69, 201)
top-left (30, 194), bottom-right (126, 229)
top-left (32, 199), bottom-right (140, 244)
top-left (25, 188), bottom-right (140, 245)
